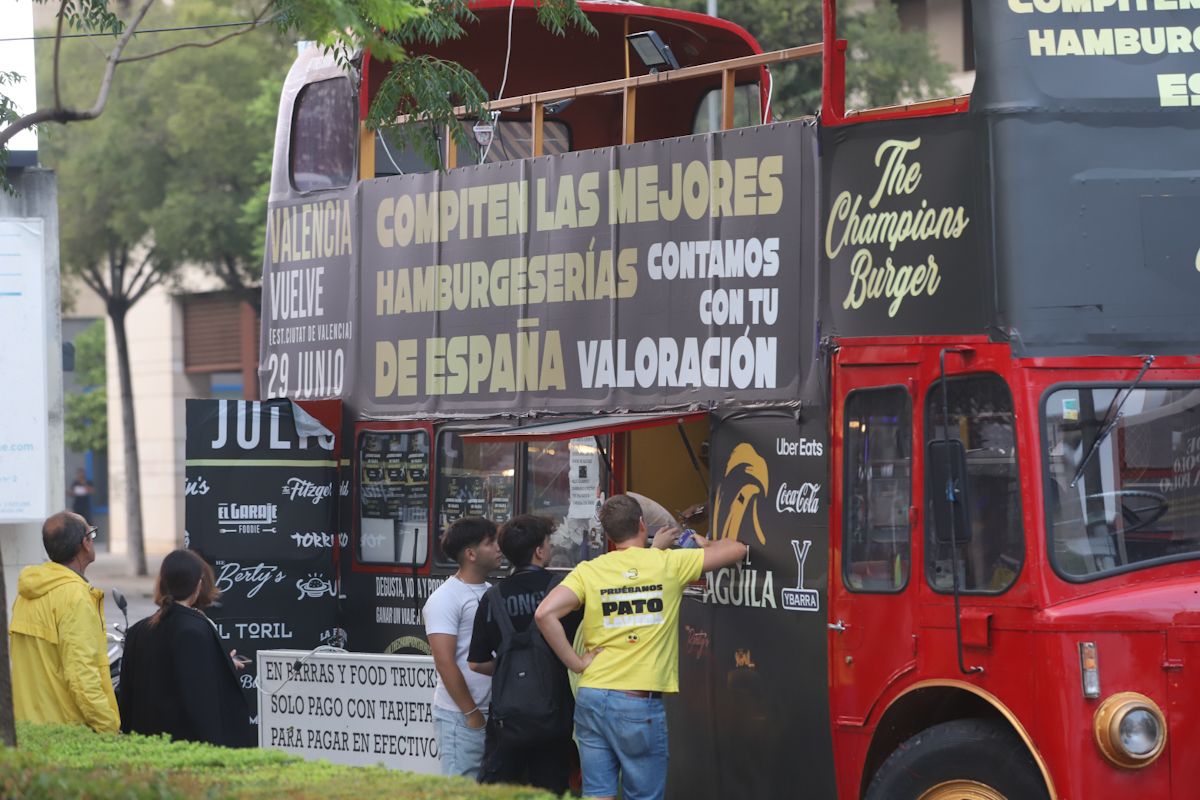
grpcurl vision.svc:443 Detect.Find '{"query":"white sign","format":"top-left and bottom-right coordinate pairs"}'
top-left (0, 219), bottom-right (47, 521)
top-left (567, 438), bottom-right (600, 519)
top-left (257, 649), bottom-right (440, 772)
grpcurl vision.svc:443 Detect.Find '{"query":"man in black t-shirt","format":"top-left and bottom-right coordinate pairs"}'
top-left (468, 515), bottom-right (581, 793)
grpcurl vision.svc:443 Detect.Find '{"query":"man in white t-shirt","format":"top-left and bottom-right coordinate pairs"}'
top-left (423, 516), bottom-right (503, 778)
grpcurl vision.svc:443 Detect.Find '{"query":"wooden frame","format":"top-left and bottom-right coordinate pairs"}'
top-left (378, 42), bottom-right (968, 168)
top-left (388, 43), bottom-right (823, 162)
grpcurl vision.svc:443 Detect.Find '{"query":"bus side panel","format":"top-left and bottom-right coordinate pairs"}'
top-left (338, 421), bottom-right (439, 655)
top-left (338, 561), bottom-right (433, 654)
top-left (184, 399), bottom-right (341, 725)
top-left (668, 408), bottom-right (835, 798)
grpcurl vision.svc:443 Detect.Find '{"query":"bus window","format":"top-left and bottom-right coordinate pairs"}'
top-left (374, 120), bottom-right (571, 177)
top-left (290, 78), bottom-right (356, 192)
top-left (460, 119), bottom-right (571, 164)
top-left (693, 84), bottom-right (761, 134)
top-left (358, 430), bottom-right (430, 565)
top-left (925, 375), bottom-right (1024, 593)
top-left (525, 436), bottom-right (608, 569)
top-left (844, 388), bottom-right (912, 592)
top-left (434, 431), bottom-right (517, 565)
top-left (1045, 386), bottom-right (1200, 580)
top-left (375, 123), bottom-right (439, 177)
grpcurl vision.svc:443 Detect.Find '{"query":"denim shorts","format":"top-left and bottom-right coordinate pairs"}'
top-left (574, 687), bottom-right (669, 800)
top-left (432, 705), bottom-right (487, 779)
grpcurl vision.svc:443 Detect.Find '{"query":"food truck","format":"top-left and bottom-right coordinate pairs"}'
top-left (186, 0), bottom-right (1200, 796)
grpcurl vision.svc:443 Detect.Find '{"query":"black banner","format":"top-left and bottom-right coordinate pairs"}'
top-left (260, 187), bottom-right (358, 401)
top-left (972, 1), bottom-right (1200, 113)
top-left (185, 400), bottom-right (342, 720)
top-left (970, 1), bottom-right (1200, 355)
top-left (356, 122), bottom-right (817, 415)
top-left (669, 408), bottom-right (834, 798)
top-left (821, 113), bottom-right (987, 338)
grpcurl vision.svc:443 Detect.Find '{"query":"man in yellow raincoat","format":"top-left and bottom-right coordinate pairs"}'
top-left (9, 511), bottom-right (119, 732)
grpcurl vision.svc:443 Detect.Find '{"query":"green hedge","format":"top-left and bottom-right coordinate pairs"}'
top-left (1, 723), bottom-right (561, 799)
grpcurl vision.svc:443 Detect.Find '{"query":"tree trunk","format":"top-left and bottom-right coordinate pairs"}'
top-left (111, 310), bottom-right (148, 576)
top-left (0, 554), bottom-right (17, 747)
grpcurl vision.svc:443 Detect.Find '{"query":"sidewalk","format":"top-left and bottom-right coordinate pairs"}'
top-left (90, 550), bottom-right (162, 628)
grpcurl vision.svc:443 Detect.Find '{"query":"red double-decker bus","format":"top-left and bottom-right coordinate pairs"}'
top-left (248, 1), bottom-right (1200, 796)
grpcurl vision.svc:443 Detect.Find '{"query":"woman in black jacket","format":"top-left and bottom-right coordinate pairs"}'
top-left (118, 549), bottom-right (254, 748)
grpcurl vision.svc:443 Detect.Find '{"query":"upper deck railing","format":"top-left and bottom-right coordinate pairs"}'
top-left (369, 43), bottom-right (970, 176)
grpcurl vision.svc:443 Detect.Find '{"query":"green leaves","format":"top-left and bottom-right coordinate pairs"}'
top-left (0, 72), bottom-right (20, 127)
top-left (5, 722), bottom-right (563, 799)
top-left (843, 3), bottom-right (951, 108)
top-left (39, 1), bottom-right (294, 298)
top-left (368, 55), bottom-right (489, 171)
top-left (272, 0), bottom-right (429, 67)
top-left (637, 0), bottom-right (950, 115)
top-left (0, 71), bottom-right (23, 194)
top-left (64, 390), bottom-right (107, 454)
top-left (535, 0), bottom-right (597, 38)
top-left (383, 0), bottom-right (477, 47)
top-left (59, 0), bottom-right (124, 38)
top-left (276, 0), bottom-right (594, 173)
top-left (67, 320), bottom-right (108, 461)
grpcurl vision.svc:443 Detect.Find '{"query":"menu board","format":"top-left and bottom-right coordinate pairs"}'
top-left (487, 475), bottom-right (513, 523)
top-left (359, 432), bottom-right (430, 564)
top-left (361, 442), bottom-right (429, 519)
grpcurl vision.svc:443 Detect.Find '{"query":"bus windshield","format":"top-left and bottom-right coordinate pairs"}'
top-left (1044, 385), bottom-right (1200, 580)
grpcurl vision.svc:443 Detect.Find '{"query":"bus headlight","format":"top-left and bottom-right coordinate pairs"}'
top-left (1093, 692), bottom-right (1167, 769)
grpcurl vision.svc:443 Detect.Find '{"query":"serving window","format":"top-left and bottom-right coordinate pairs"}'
top-left (434, 431), bottom-right (517, 564)
top-left (524, 437), bottom-right (609, 568)
top-left (431, 430), bottom-right (607, 569)
top-left (356, 412), bottom-right (705, 572)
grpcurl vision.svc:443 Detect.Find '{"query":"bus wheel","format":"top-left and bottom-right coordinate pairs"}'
top-left (865, 719), bottom-right (1049, 800)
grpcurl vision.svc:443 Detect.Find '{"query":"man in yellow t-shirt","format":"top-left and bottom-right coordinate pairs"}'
top-left (536, 494), bottom-right (746, 800)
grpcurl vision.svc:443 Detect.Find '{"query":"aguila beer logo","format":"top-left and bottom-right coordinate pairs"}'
top-left (714, 443), bottom-right (769, 544)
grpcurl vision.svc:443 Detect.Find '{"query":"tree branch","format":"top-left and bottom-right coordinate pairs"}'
top-left (122, 248), bottom-right (151, 294)
top-left (128, 268), bottom-right (165, 306)
top-left (78, 262), bottom-right (110, 303)
top-left (53, 2), bottom-right (66, 111)
top-left (0, 0), bottom-right (156, 150)
top-left (127, 250), bottom-right (162, 305)
top-left (117, 3), bottom-right (275, 65)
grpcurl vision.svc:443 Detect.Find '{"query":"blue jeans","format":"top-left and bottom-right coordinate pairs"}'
top-left (574, 687), bottom-right (669, 800)
top-left (432, 705), bottom-right (487, 778)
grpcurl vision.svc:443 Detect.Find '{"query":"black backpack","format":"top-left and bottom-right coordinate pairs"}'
top-left (486, 578), bottom-right (571, 746)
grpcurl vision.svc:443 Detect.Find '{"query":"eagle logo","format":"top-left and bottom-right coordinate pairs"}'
top-left (713, 442), bottom-right (769, 545)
